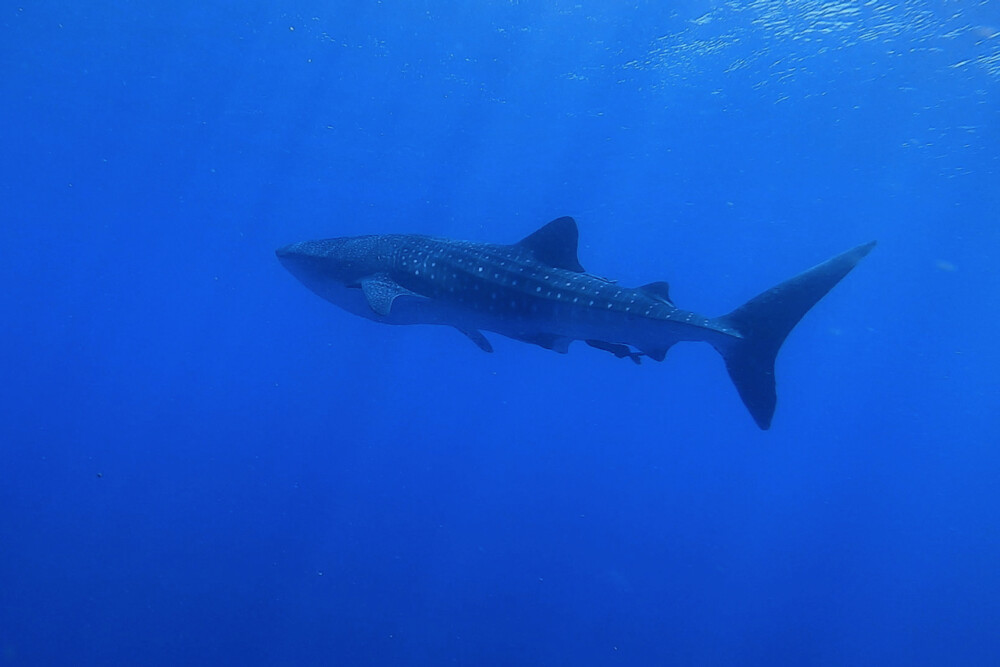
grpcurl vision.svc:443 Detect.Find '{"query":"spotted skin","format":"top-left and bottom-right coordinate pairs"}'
top-left (390, 235), bottom-right (731, 335)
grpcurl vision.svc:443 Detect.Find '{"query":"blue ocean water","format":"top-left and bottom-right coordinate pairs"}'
top-left (2, 1), bottom-right (998, 664)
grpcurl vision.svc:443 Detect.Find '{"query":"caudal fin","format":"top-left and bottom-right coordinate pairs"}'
top-left (715, 241), bottom-right (876, 429)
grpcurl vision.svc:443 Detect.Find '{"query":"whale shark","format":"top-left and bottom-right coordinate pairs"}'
top-left (277, 217), bottom-right (874, 429)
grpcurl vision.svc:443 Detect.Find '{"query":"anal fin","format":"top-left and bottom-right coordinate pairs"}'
top-left (638, 343), bottom-right (674, 362)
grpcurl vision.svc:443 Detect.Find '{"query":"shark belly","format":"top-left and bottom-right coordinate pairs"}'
top-left (488, 296), bottom-right (729, 353)
top-left (302, 253), bottom-right (735, 357)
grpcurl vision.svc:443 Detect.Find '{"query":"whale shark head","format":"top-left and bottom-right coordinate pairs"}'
top-left (275, 236), bottom-right (386, 288)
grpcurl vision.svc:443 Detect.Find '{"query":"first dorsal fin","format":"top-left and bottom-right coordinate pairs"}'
top-left (515, 217), bottom-right (586, 273)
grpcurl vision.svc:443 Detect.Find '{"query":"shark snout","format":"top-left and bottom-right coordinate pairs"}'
top-left (275, 243), bottom-right (315, 277)
top-left (275, 243), bottom-right (318, 268)
top-left (276, 237), bottom-right (371, 287)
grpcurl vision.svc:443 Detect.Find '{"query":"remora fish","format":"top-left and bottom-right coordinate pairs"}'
top-left (277, 217), bottom-right (874, 429)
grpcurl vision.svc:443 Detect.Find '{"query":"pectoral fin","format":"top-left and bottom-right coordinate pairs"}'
top-left (360, 274), bottom-right (420, 316)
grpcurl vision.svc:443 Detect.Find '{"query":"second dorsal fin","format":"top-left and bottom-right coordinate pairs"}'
top-left (639, 281), bottom-right (674, 305)
top-left (515, 217), bottom-right (586, 273)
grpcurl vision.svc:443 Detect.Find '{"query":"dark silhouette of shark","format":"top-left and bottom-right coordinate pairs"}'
top-left (277, 217), bottom-right (874, 429)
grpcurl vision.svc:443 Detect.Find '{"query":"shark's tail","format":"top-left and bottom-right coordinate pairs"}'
top-left (713, 241), bottom-right (876, 429)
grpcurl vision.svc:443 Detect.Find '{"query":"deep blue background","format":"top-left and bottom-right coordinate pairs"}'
top-left (2, 1), bottom-right (999, 665)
